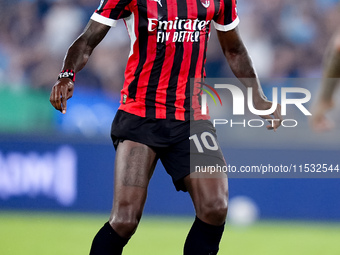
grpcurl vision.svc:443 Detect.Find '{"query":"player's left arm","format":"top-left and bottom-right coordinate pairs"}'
top-left (217, 28), bottom-right (282, 131)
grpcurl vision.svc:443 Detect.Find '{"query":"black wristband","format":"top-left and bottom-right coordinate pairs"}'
top-left (58, 69), bottom-right (76, 82)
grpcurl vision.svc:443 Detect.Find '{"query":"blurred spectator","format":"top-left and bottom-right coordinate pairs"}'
top-left (0, 0), bottom-right (339, 94)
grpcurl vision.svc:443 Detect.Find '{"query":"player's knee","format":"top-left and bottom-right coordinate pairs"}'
top-left (109, 203), bottom-right (144, 238)
top-left (198, 197), bottom-right (228, 225)
top-left (109, 217), bottom-right (139, 238)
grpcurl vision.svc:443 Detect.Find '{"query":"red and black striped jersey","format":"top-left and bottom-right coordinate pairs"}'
top-left (91, 0), bottom-right (239, 120)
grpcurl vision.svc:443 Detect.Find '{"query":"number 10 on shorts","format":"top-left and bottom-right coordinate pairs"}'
top-left (189, 132), bottom-right (219, 153)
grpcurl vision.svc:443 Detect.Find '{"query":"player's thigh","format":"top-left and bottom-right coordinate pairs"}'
top-left (186, 121), bottom-right (229, 225)
top-left (184, 171), bottom-right (228, 206)
top-left (111, 140), bottom-right (158, 215)
top-left (184, 172), bottom-right (228, 226)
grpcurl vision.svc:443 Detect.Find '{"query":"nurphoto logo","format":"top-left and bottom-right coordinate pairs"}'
top-left (198, 81), bottom-right (312, 128)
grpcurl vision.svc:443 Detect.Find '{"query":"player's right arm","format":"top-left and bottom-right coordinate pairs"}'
top-left (49, 20), bottom-right (110, 114)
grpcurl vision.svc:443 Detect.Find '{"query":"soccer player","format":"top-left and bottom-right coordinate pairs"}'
top-left (49, 0), bottom-right (282, 254)
top-left (311, 28), bottom-right (340, 132)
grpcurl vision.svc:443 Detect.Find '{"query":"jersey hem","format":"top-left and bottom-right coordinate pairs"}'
top-left (90, 12), bottom-right (117, 27)
top-left (213, 16), bottom-right (240, 32)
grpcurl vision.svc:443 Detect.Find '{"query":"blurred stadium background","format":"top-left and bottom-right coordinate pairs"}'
top-left (1, 0), bottom-right (340, 254)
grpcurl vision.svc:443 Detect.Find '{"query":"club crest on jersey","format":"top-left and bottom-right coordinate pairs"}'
top-left (200, 0), bottom-right (210, 8)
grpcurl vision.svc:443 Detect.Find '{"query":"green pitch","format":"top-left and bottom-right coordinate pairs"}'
top-left (0, 212), bottom-right (340, 255)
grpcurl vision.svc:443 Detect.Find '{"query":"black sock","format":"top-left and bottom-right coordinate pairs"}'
top-left (89, 222), bottom-right (129, 255)
top-left (184, 216), bottom-right (225, 255)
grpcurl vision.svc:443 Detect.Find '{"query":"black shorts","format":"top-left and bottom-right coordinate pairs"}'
top-left (111, 110), bottom-right (226, 191)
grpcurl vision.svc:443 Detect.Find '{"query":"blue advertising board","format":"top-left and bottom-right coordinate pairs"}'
top-left (0, 135), bottom-right (339, 220)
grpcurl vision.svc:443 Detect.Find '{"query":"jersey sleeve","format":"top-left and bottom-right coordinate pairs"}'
top-left (213, 0), bottom-right (239, 32)
top-left (90, 0), bottom-right (133, 27)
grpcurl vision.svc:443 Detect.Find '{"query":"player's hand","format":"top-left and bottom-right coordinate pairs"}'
top-left (49, 78), bottom-right (74, 114)
top-left (310, 100), bottom-right (335, 132)
top-left (253, 98), bottom-right (283, 131)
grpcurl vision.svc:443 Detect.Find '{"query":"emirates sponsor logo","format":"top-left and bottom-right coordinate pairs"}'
top-left (148, 17), bottom-right (210, 43)
top-left (157, 30), bottom-right (200, 43)
top-left (148, 17), bottom-right (210, 32)
top-left (200, 0), bottom-right (210, 8)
